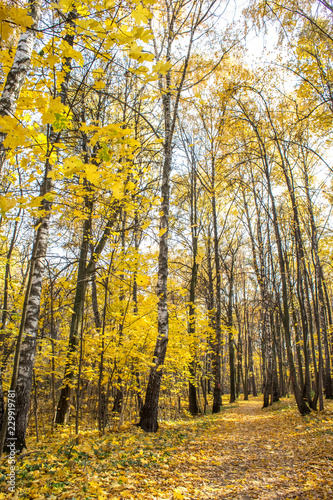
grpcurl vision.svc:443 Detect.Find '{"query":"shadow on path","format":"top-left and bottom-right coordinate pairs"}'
top-left (164, 397), bottom-right (333, 499)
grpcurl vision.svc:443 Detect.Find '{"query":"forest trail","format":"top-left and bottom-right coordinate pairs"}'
top-left (1, 397), bottom-right (333, 499)
top-left (180, 398), bottom-right (333, 499)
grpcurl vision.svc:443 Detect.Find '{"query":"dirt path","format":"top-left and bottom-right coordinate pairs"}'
top-left (144, 397), bottom-right (333, 499)
top-left (4, 396), bottom-right (333, 499)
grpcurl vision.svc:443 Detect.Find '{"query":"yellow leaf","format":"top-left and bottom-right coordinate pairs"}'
top-left (84, 164), bottom-right (100, 183)
top-left (131, 5), bottom-right (152, 25)
top-left (0, 196), bottom-right (16, 215)
top-left (112, 181), bottom-right (123, 199)
top-left (29, 196), bottom-right (44, 209)
top-left (94, 80), bottom-right (106, 90)
top-left (63, 156), bottom-right (84, 177)
top-left (173, 489), bottom-right (184, 500)
top-left (10, 7), bottom-right (33, 28)
top-left (47, 170), bottom-right (58, 180)
top-left (129, 42), bottom-right (154, 62)
top-left (153, 60), bottom-right (172, 75)
top-left (92, 68), bottom-right (104, 78)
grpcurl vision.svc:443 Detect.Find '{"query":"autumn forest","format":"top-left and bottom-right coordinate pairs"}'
top-left (0, 0), bottom-right (333, 498)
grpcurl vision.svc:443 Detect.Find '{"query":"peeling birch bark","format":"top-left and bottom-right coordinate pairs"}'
top-left (10, 211), bottom-right (50, 451)
top-left (0, 0), bottom-right (42, 173)
top-left (0, 9), bottom-right (76, 453)
top-left (138, 0), bottom-right (199, 433)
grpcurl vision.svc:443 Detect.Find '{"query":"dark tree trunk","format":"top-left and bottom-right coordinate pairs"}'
top-left (0, 214), bottom-right (21, 428)
top-left (227, 261), bottom-right (236, 403)
top-left (92, 257), bottom-right (109, 433)
top-left (262, 311), bottom-right (272, 408)
top-left (211, 165), bottom-right (222, 414)
top-left (188, 152), bottom-right (199, 415)
top-left (276, 314), bottom-right (286, 397)
top-left (248, 335), bottom-right (257, 397)
top-left (112, 211), bottom-right (127, 414)
top-left (132, 212), bottom-right (143, 414)
top-left (55, 187), bottom-right (92, 424)
top-left (265, 168), bottom-right (310, 414)
top-left (243, 307), bottom-right (249, 401)
top-left (240, 105), bottom-right (310, 415)
top-left (271, 315), bottom-right (280, 403)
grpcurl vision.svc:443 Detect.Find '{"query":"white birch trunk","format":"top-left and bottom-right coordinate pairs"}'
top-left (1, 8), bottom-right (76, 451)
top-left (12, 212), bottom-right (50, 450)
top-left (0, 0), bottom-right (42, 172)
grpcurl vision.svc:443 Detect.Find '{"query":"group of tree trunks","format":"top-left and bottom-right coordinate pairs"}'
top-left (0, 0), bottom-right (333, 456)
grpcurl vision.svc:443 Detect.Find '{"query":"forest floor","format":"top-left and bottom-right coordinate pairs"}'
top-left (1, 396), bottom-right (333, 499)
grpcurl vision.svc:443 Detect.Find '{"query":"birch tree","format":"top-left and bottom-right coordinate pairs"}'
top-left (0, 0), bottom-right (42, 174)
top-left (137, 0), bottom-right (224, 432)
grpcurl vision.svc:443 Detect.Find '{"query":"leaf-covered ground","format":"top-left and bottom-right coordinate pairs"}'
top-left (1, 397), bottom-right (333, 499)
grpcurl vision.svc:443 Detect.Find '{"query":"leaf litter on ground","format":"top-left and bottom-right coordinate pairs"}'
top-left (0, 396), bottom-right (332, 499)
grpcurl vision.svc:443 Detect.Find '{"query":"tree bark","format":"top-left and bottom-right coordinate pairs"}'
top-left (0, 182), bottom-right (51, 454)
top-left (0, 0), bottom-right (42, 173)
top-left (303, 164), bottom-right (333, 399)
top-left (188, 152), bottom-right (199, 415)
top-left (227, 260), bottom-right (236, 404)
top-left (55, 188), bottom-right (92, 424)
top-left (239, 101), bottom-right (310, 415)
top-left (138, 104), bottom-right (172, 431)
top-left (0, 8), bottom-right (77, 453)
top-left (138, 0), bottom-right (200, 431)
top-left (211, 171), bottom-right (222, 413)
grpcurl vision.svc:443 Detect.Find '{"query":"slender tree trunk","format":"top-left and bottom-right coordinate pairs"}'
top-left (75, 306), bottom-right (84, 435)
top-left (240, 107), bottom-right (310, 414)
top-left (33, 371), bottom-right (39, 443)
top-left (0, 190), bottom-right (50, 453)
top-left (188, 156), bottom-right (199, 415)
top-left (0, 0), bottom-right (42, 173)
top-left (49, 277), bottom-right (57, 428)
top-left (262, 310), bottom-right (272, 408)
top-left (243, 307), bottom-right (249, 400)
top-left (276, 313), bottom-right (286, 397)
top-left (271, 314), bottom-right (280, 403)
top-left (91, 255), bottom-right (109, 433)
top-left (1, 214), bottom-right (21, 332)
top-left (138, 107), bottom-right (172, 431)
top-left (211, 163), bottom-right (222, 413)
top-left (98, 278), bottom-right (109, 433)
top-left (55, 191), bottom-right (92, 424)
top-left (286, 261), bottom-right (305, 393)
top-left (205, 226), bottom-right (215, 398)
top-left (304, 168), bottom-right (333, 399)
top-left (0, 10), bottom-right (76, 453)
top-left (228, 271), bottom-right (236, 403)
top-left (265, 169), bottom-right (310, 414)
top-left (248, 334), bottom-right (257, 396)
top-left (132, 212), bottom-right (143, 413)
top-left (112, 212), bottom-right (126, 414)
top-left (0, 214), bottom-right (21, 428)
